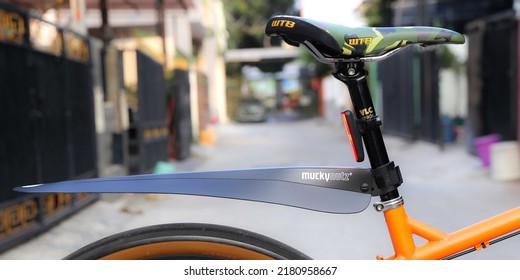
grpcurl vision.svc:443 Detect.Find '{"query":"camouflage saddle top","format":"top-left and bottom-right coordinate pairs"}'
top-left (265, 15), bottom-right (465, 63)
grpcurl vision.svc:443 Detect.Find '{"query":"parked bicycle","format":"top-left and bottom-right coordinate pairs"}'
top-left (14, 15), bottom-right (520, 260)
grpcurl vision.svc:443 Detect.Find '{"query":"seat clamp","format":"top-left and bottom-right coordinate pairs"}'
top-left (371, 161), bottom-right (403, 195)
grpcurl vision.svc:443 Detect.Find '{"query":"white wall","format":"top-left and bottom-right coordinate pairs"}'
top-left (439, 43), bottom-right (468, 119)
top-left (322, 75), bottom-right (353, 126)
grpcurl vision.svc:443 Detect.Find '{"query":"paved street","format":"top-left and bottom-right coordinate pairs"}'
top-left (1, 118), bottom-right (519, 260)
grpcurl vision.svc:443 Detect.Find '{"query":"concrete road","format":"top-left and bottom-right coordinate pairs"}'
top-left (1, 118), bottom-right (519, 259)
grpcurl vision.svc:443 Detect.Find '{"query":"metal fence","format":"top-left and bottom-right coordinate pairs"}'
top-left (128, 50), bottom-right (169, 173)
top-left (377, 47), bottom-right (440, 143)
top-left (168, 68), bottom-right (192, 160)
top-left (0, 3), bottom-right (98, 252)
top-left (466, 11), bottom-right (517, 144)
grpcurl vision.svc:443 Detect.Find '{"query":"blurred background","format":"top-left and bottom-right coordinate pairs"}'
top-left (0, 0), bottom-right (519, 257)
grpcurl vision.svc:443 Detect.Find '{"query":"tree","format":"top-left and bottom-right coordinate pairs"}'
top-left (224, 0), bottom-right (297, 49)
top-left (224, 0), bottom-right (297, 74)
top-left (360, 0), bottom-right (394, 26)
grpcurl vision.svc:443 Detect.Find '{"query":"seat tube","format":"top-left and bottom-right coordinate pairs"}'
top-left (383, 206), bottom-right (416, 259)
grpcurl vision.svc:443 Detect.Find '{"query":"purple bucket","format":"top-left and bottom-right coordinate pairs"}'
top-left (474, 134), bottom-right (501, 167)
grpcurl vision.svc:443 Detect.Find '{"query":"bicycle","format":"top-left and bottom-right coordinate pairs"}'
top-left (14, 15), bottom-right (520, 260)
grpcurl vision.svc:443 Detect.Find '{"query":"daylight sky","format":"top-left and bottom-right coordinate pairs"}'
top-left (299, 0), bottom-right (366, 26)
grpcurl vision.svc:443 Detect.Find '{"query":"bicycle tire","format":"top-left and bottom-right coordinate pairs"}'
top-left (64, 223), bottom-right (311, 260)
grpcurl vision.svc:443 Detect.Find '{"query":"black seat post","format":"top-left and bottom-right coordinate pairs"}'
top-left (333, 62), bottom-right (401, 201)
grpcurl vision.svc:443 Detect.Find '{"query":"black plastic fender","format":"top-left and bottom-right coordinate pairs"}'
top-left (14, 167), bottom-right (375, 214)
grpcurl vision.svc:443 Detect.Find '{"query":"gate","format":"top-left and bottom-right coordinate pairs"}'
top-left (0, 3), bottom-right (97, 252)
top-left (378, 47), bottom-right (416, 140)
top-left (168, 67), bottom-right (191, 160)
top-left (127, 50), bottom-right (169, 173)
top-left (378, 46), bottom-right (440, 143)
top-left (466, 11), bottom-right (517, 148)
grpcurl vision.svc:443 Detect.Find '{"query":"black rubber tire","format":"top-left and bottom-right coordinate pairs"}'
top-left (64, 223), bottom-right (311, 260)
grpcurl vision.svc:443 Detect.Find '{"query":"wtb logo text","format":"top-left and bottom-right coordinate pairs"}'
top-left (271, 20), bottom-right (295, 28)
top-left (348, 37), bottom-right (373, 45)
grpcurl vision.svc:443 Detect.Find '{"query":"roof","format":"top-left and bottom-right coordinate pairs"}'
top-left (225, 47), bottom-right (300, 63)
top-left (6, 0), bottom-right (193, 11)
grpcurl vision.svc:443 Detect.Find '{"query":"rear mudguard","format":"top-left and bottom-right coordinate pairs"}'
top-left (14, 167), bottom-right (375, 214)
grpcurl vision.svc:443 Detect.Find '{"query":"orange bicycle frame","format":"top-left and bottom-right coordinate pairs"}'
top-left (332, 61), bottom-right (520, 260)
top-left (382, 204), bottom-right (520, 259)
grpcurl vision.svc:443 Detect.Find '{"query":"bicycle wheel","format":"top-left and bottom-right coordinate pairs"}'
top-left (64, 223), bottom-right (311, 260)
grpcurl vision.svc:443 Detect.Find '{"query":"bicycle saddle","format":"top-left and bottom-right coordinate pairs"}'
top-left (265, 15), bottom-right (465, 63)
